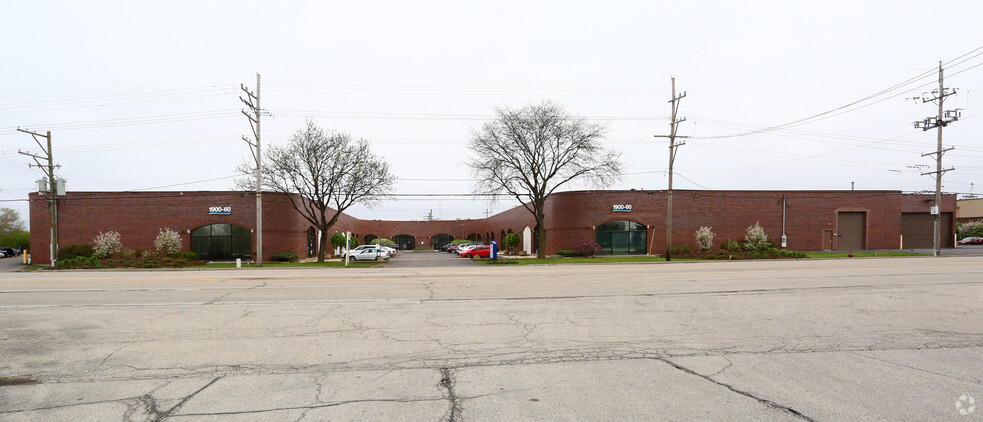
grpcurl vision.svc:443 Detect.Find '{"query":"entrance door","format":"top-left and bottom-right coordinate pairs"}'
top-left (522, 226), bottom-right (532, 255)
top-left (836, 212), bottom-right (866, 251)
top-left (823, 230), bottom-right (834, 251)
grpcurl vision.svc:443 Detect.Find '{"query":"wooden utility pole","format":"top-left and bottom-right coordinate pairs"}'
top-left (18, 129), bottom-right (60, 266)
top-left (655, 77), bottom-right (687, 261)
top-left (914, 62), bottom-right (958, 256)
top-left (241, 73), bottom-right (264, 266)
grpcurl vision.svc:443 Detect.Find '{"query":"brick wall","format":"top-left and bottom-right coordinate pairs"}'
top-left (29, 190), bottom-right (953, 264)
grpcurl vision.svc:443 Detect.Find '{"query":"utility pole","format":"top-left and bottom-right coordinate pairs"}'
top-left (913, 62), bottom-right (959, 257)
top-left (654, 77), bottom-right (687, 261)
top-left (17, 129), bottom-right (61, 267)
top-left (241, 73), bottom-right (264, 266)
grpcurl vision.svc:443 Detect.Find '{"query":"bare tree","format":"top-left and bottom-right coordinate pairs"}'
top-left (0, 207), bottom-right (26, 235)
top-left (238, 120), bottom-right (395, 262)
top-left (468, 101), bottom-right (622, 258)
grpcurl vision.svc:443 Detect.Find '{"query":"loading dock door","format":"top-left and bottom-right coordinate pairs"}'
top-left (901, 213), bottom-right (953, 248)
top-left (836, 212), bottom-right (866, 251)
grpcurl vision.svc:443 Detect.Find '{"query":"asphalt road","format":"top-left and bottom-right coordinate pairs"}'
top-left (1, 252), bottom-right (982, 421)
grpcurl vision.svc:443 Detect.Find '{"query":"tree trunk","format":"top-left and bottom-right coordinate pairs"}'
top-left (535, 207), bottom-right (547, 259)
top-left (317, 225), bottom-right (328, 263)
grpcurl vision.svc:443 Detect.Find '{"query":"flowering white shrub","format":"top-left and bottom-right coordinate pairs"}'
top-left (370, 238), bottom-right (396, 247)
top-left (957, 219), bottom-right (983, 239)
top-left (744, 222), bottom-right (770, 250)
top-left (154, 228), bottom-right (182, 256)
top-left (93, 231), bottom-right (123, 258)
top-left (695, 226), bottom-right (715, 251)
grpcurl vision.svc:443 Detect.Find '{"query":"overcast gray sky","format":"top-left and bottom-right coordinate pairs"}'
top-left (2, 0), bottom-right (981, 226)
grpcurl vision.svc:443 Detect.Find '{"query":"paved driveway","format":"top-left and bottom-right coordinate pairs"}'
top-left (0, 255), bottom-right (27, 272)
top-left (385, 249), bottom-right (485, 268)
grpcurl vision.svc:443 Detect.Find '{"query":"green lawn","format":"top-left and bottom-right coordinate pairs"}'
top-left (802, 252), bottom-right (925, 259)
top-left (484, 251), bottom-right (928, 265)
top-left (483, 256), bottom-right (687, 265)
top-left (189, 261), bottom-right (384, 269)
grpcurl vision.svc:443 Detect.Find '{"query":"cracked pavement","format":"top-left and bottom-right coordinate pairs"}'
top-left (1, 253), bottom-right (982, 420)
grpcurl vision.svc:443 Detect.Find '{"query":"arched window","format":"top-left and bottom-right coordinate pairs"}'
top-left (431, 234), bottom-right (454, 249)
top-left (393, 234), bottom-right (416, 250)
top-left (306, 228), bottom-right (317, 258)
top-left (364, 234), bottom-right (378, 244)
top-left (191, 224), bottom-right (252, 261)
top-left (595, 220), bottom-right (647, 255)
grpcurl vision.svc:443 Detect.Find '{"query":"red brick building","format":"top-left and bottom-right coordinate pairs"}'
top-left (29, 190), bottom-right (956, 264)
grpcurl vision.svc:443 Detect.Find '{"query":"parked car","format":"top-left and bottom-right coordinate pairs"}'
top-left (344, 245), bottom-right (387, 259)
top-left (461, 245), bottom-right (491, 259)
top-left (0, 247), bottom-right (18, 257)
top-left (379, 245), bottom-right (397, 257)
top-left (456, 244), bottom-right (480, 255)
top-left (957, 236), bottom-right (983, 245)
top-left (349, 248), bottom-right (389, 261)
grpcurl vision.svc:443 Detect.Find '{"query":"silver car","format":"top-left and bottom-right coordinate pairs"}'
top-left (349, 248), bottom-right (389, 262)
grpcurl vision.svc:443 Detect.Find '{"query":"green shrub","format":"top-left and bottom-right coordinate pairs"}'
top-left (180, 251), bottom-right (198, 260)
top-left (58, 244), bottom-right (93, 260)
top-left (670, 246), bottom-right (680, 255)
top-left (271, 252), bottom-right (299, 262)
top-left (777, 250), bottom-right (806, 259)
top-left (55, 257), bottom-right (77, 268)
top-left (370, 238), bottom-right (397, 247)
top-left (487, 259), bottom-right (518, 265)
top-left (556, 250), bottom-right (578, 257)
top-left (681, 245), bottom-right (691, 253)
top-left (504, 233), bottom-right (521, 252)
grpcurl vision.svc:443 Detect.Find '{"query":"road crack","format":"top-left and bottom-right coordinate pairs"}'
top-left (658, 358), bottom-right (816, 421)
top-left (155, 376), bottom-right (222, 421)
top-left (440, 367), bottom-right (461, 422)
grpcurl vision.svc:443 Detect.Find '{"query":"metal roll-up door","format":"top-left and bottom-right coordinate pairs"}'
top-left (902, 213), bottom-right (954, 248)
top-left (836, 212), bottom-right (866, 251)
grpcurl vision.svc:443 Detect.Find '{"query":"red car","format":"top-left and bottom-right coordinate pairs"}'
top-left (957, 236), bottom-right (983, 245)
top-left (461, 245), bottom-right (491, 259)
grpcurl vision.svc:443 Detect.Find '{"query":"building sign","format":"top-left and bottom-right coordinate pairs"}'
top-left (209, 206), bottom-right (232, 215)
top-left (613, 204), bottom-right (632, 212)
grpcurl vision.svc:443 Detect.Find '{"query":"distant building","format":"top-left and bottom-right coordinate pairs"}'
top-left (956, 197), bottom-right (983, 223)
top-left (29, 190), bottom-right (956, 264)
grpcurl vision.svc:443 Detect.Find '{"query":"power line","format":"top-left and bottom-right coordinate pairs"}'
top-left (690, 45), bottom-right (983, 140)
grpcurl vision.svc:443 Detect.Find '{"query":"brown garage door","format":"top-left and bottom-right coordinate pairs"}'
top-left (902, 213), bottom-right (953, 248)
top-left (836, 212), bottom-right (866, 251)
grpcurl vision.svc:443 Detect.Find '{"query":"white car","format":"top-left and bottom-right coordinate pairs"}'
top-left (348, 248), bottom-right (389, 262)
top-left (456, 244), bottom-right (482, 255)
top-left (343, 245), bottom-right (382, 259)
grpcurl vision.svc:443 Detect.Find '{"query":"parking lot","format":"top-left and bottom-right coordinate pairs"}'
top-left (1, 253), bottom-right (982, 420)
